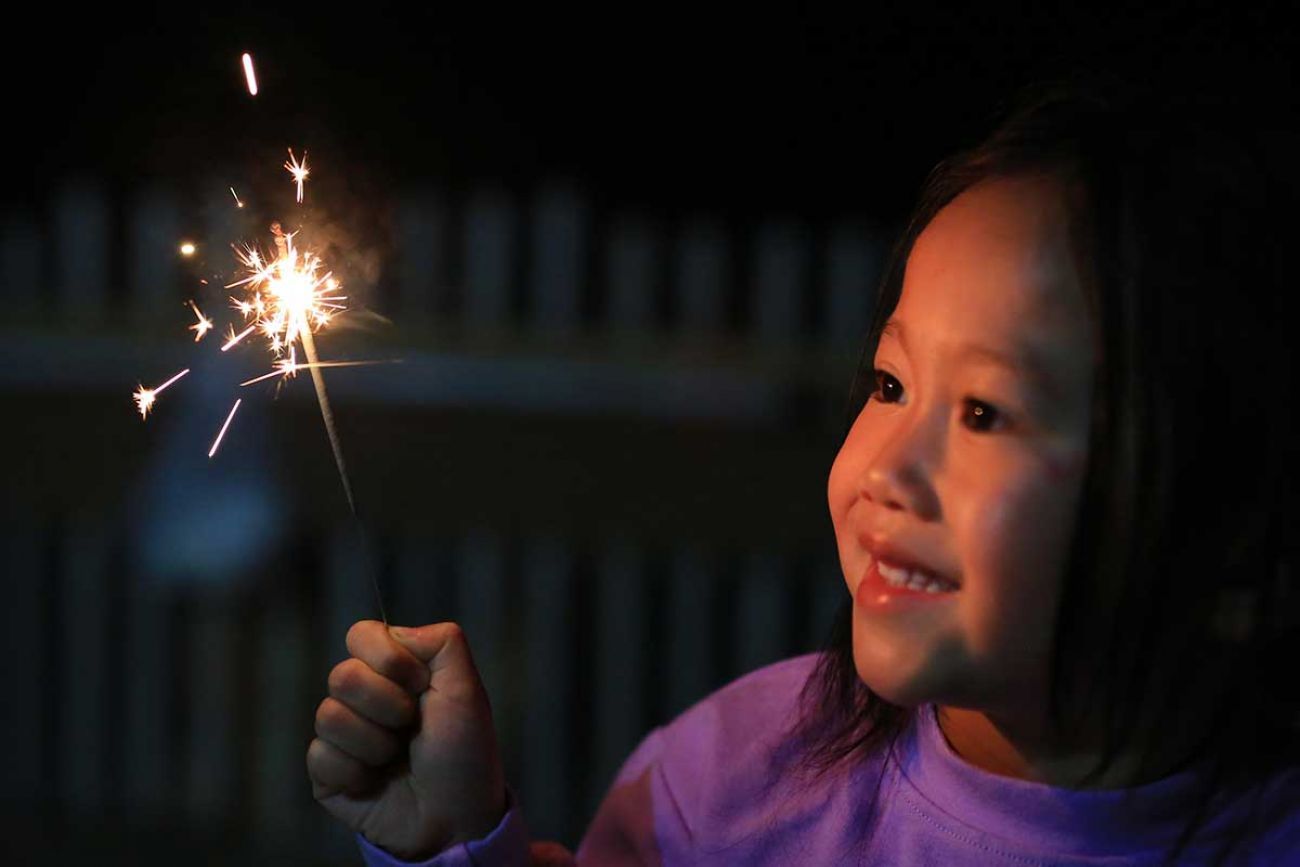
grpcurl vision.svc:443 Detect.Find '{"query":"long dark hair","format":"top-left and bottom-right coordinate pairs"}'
top-left (789, 81), bottom-right (1300, 863)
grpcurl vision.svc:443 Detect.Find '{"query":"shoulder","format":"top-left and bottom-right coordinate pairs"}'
top-left (649, 654), bottom-right (829, 837)
top-left (659, 653), bottom-right (821, 760)
top-left (665, 649), bottom-right (816, 733)
top-left (580, 655), bottom-right (829, 862)
top-left (1248, 766), bottom-right (1300, 862)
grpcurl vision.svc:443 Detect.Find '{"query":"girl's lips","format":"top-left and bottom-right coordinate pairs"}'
top-left (854, 558), bottom-right (960, 612)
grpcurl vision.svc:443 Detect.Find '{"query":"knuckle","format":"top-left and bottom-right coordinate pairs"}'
top-left (314, 697), bottom-right (348, 737)
top-left (328, 658), bottom-right (365, 697)
top-left (306, 736), bottom-right (331, 772)
top-left (345, 619), bottom-right (380, 655)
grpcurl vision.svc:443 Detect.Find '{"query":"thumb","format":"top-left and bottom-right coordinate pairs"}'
top-left (388, 622), bottom-right (484, 686)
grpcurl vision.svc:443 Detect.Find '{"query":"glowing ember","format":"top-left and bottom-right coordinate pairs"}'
top-left (285, 148), bottom-right (309, 203)
top-left (133, 368), bottom-right (190, 419)
top-left (241, 53), bottom-right (258, 96)
top-left (179, 242), bottom-right (196, 256)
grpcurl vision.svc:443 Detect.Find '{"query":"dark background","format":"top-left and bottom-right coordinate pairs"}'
top-left (2, 4), bottom-right (1295, 863)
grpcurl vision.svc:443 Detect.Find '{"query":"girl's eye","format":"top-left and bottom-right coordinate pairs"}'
top-left (961, 398), bottom-right (1003, 433)
top-left (872, 369), bottom-right (904, 403)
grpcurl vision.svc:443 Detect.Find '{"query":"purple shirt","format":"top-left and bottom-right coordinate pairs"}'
top-left (359, 654), bottom-right (1299, 865)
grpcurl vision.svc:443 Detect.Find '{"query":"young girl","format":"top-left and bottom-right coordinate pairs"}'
top-left (305, 84), bottom-right (1300, 865)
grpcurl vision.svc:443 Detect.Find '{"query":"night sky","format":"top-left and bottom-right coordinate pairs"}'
top-left (14, 4), bottom-right (1298, 218)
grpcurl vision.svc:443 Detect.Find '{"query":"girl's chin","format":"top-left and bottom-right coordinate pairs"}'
top-left (850, 631), bottom-right (961, 709)
top-left (851, 652), bottom-right (932, 708)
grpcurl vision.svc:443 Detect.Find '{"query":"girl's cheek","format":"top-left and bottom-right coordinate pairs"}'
top-left (963, 458), bottom-right (1078, 578)
top-left (1041, 447), bottom-right (1087, 485)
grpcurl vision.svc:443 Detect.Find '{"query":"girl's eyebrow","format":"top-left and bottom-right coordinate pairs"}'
top-left (881, 318), bottom-right (1061, 397)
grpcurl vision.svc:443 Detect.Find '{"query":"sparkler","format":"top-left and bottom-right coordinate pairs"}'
top-left (133, 368), bottom-right (190, 419)
top-left (227, 222), bottom-right (390, 625)
top-left (223, 230), bottom-right (360, 519)
top-left (131, 69), bottom-right (389, 623)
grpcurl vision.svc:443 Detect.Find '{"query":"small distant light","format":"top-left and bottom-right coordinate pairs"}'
top-left (180, 242), bottom-right (196, 256)
top-left (242, 53), bottom-right (258, 96)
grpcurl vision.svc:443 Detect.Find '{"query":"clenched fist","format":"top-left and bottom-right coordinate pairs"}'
top-left (307, 620), bottom-right (507, 861)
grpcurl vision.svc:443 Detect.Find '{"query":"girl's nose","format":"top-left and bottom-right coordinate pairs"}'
top-left (858, 422), bottom-right (941, 520)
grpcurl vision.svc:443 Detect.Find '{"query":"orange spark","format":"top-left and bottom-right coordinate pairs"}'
top-left (208, 399), bottom-right (242, 458)
top-left (241, 53), bottom-right (258, 96)
top-left (222, 323), bottom-right (257, 351)
top-left (188, 301), bottom-right (213, 342)
top-left (133, 368), bottom-right (190, 420)
top-left (285, 148), bottom-right (309, 203)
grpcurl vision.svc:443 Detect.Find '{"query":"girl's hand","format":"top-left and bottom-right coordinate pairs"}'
top-left (306, 620), bottom-right (507, 860)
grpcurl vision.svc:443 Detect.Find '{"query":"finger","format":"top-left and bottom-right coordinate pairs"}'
top-left (314, 696), bottom-right (406, 767)
top-left (328, 657), bottom-right (419, 729)
top-left (388, 622), bottom-right (484, 697)
top-left (307, 736), bottom-right (381, 799)
top-left (345, 620), bottom-right (429, 695)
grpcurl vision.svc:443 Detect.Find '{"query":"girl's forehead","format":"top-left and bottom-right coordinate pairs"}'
top-left (897, 175), bottom-right (1091, 350)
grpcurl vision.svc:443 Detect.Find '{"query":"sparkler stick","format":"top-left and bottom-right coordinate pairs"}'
top-left (301, 325), bottom-right (389, 626)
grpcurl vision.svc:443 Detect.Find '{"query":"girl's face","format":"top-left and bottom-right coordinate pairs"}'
top-left (828, 175), bottom-right (1095, 721)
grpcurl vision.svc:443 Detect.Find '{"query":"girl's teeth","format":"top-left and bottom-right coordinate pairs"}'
top-left (877, 560), bottom-right (955, 593)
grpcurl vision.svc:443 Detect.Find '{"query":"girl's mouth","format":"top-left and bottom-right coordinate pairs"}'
top-left (856, 556), bottom-right (960, 610)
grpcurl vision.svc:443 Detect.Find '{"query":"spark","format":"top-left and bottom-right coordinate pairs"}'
top-left (188, 301), bottom-right (213, 342)
top-left (222, 323), bottom-right (257, 351)
top-left (241, 53), bottom-right (258, 96)
top-left (230, 187), bottom-right (244, 208)
top-left (240, 358), bottom-right (393, 387)
top-left (285, 148), bottom-right (309, 203)
top-left (208, 399), bottom-right (242, 458)
top-left (179, 242), bottom-right (196, 256)
top-left (133, 368), bottom-right (190, 420)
